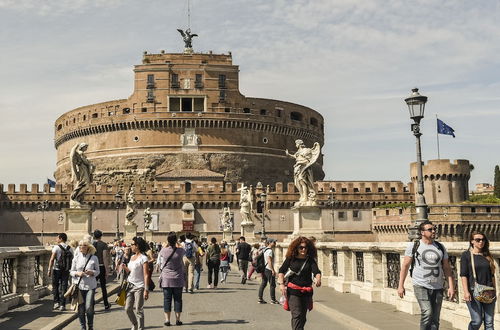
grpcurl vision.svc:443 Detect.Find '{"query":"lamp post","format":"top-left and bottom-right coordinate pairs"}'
top-left (327, 188), bottom-right (335, 237)
top-left (115, 192), bottom-right (122, 240)
top-left (259, 192), bottom-right (267, 241)
top-left (37, 200), bottom-right (49, 245)
top-left (404, 87), bottom-right (429, 241)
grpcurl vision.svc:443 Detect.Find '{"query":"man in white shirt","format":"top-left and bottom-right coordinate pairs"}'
top-left (258, 238), bottom-right (278, 304)
top-left (48, 233), bottom-right (71, 311)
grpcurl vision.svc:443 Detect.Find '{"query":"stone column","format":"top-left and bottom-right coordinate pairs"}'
top-left (332, 249), bottom-right (353, 292)
top-left (358, 250), bottom-right (383, 302)
top-left (16, 252), bottom-right (38, 304)
top-left (63, 207), bottom-right (92, 242)
top-left (124, 223), bottom-right (138, 243)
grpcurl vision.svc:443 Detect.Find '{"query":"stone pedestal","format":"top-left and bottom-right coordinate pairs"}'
top-left (222, 230), bottom-right (233, 243)
top-left (124, 223), bottom-right (138, 243)
top-left (240, 222), bottom-right (256, 242)
top-left (63, 207), bottom-right (92, 242)
top-left (285, 205), bottom-right (333, 242)
top-left (144, 230), bottom-right (153, 243)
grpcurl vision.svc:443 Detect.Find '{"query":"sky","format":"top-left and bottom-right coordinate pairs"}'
top-left (1, 0), bottom-right (499, 189)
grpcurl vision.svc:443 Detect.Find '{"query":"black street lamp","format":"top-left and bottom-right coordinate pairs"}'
top-left (404, 87), bottom-right (429, 241)
top-left (37, 200), bottom-right (49, 245)
top-left (259, 192), bottom-right (267, 241)
top-left (327, 188), bottom-right (335, 237)
top-left (115, 192), bottom-right (122, 240)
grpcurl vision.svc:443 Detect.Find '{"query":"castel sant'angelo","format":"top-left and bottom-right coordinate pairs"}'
top-left (1, 29), bottom-right (488, 246)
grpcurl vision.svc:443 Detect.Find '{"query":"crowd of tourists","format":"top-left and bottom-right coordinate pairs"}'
top-left (47, 221), bottom-right (497, 330)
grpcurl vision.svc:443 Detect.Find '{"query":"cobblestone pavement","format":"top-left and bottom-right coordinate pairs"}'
top-left (64, 271), bottom-right (348, 330)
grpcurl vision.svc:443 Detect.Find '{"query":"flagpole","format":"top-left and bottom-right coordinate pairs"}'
top-left (436, 114), bottom-right (440, 159)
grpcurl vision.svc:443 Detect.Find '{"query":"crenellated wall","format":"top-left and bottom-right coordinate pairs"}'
top-left (0, 180), bottom-right (413, 245)
top-left (410, 159), bottom-right (471, 204)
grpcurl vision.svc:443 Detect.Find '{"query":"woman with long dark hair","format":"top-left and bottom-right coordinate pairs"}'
top-left (460, 231), bottom-right (496, 330)
top-left (159, 232), bottom-right (185, 326)
top-left (278, 236), bottom-right (321, 330)
top-left (122, 236), bottom-right (150, 330)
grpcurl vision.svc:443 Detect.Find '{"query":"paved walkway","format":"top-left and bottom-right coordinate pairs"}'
top-left (0, 270), bottom-right (457, 330)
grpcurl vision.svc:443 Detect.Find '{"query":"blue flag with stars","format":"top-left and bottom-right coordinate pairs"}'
top-left (437, 118), bottom-right (455, 138)
top-left (47, 178), bottom-right (56, 188)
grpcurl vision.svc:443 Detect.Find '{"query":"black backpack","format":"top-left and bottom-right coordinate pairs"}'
top-left (409, 240), bottom-right (445, 277)
top-left (57, 244), bottom-right (73, 272)
top-left (255, 248), bottom-right (269, 274)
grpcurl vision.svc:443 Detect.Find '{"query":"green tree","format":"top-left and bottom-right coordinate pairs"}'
top-left (494, 165), bottom-right (500, 198)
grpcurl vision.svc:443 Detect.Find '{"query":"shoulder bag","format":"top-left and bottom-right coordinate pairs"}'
top-left (158, 247), bottom-right (177, 288)
top-left (470, 250), bottom-right (496, 304)
top-left (64, 255), bottom-right (92, 311)
top-left (284, 257), bottom-right (309, 281)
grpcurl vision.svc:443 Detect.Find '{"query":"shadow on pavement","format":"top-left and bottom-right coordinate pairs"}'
top-left (188, 319), bottom-right (249, 325)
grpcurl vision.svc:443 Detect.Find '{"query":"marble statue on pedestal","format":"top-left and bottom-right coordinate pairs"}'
top-left (125, 186), bottom-right (138, 226)
top-left (69, 143), bottom-right (94, 208)
top-left (239, 186), bottom-right (253, 224)
top-left (220, 207), bottom-right (233, 232)
top-left (143, 207), bottom-right (152, 230)
top-left (285, 140), bottom-right (321, 207)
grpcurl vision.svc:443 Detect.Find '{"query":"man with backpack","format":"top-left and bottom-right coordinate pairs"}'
top-left (236, 236), bottom-right (252, 284)
top-left (93, 229), bottom-right (111, 310)
top-left (47, 233), bottom-right (72, 311)
top-left (182, 232), bottom-right (198, 293)
top-left (258, 238), bottom-right (279, 304)
top-left (398, 220), bottom-right (455, 330)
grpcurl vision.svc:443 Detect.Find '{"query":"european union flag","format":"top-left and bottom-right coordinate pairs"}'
top-left (47, 178), bottom-right (56, 188)
top-left (437, 119), bottom-right (455, 138)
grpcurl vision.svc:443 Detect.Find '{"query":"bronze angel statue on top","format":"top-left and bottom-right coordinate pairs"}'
top-left (285, 140), bottom-right (321, 207)
top-left (177, 28), bottom-right (198, 50)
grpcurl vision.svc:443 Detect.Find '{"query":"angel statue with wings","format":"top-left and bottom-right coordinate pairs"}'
top-left (69, 142), bottom-right (94, 208)
top-left (285, 140), bottom-right (321, 207)
top-left (177, 28), bottom-right (198, 51)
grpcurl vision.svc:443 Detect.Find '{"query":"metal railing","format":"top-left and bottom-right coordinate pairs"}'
top-left (386, 253), bottom-right (400, 289)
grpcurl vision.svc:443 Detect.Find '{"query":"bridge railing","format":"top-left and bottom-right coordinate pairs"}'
top-left (0, 247), bottom-right (51, 315)
top-left (277, 241), bottom-right (500, 330)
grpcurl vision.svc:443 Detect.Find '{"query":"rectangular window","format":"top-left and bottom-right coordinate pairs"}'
top-left (391, 187), bottom-right (397, 192)
top-left (224, 107), bottom-right (231, 113)
top-left (147, 90), bottom-right (154, 103)
top-left (181, 98), bottom-right (193, 112)
top-left (147, 74), bottom-right (155, 88)
top-left (260, 109), bottom-right (267, 115)
top-left (141, 108), bottom-right (148, 113)
top-left (194, 98), bottom-right (204, 112)
top-left (354, 188), bottom-right (359, 192)
top-left (378, 187), bottom-right (384, 192)
top-left (338, 211), bottom-right (346, 220)
top-left (169, 97), bottom-right (180, 111)
top-left (276, 109), bottom-right (282, 117)
top-left (219, 90), bottom-right (226, 101)
top-left (341, 188), bottom-right (347, 193)
top-left (171, 73), bottom-right (179, 88)
top-left (353, 210), bottom-right (360, 219)
top-left (219, 74), bottom-right (226, 88)
top-left (365, 187), bottom-right (371, 193)
top-left (92, 113), bottom-right (98, 118)
top-left (195, 74), bottom-right (203, 88)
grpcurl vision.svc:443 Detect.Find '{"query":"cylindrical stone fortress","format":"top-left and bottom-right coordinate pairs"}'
top-left (54, 52), bottom-right (325, 185)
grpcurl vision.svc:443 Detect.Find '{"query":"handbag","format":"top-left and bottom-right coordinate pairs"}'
top-left (284, 257), bottom-right (308, 281)
top-left (470, 250), bottom-right (496, 304)
top-left (115, 276), bottom-right (132, 307)
top-left (158, 247), bottom-right (177, 288)
top-left (64, 255), bottom-right (92, 311)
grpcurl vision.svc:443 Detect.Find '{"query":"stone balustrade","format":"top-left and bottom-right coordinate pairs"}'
top-left (276, 241), bottom-right (500, 330)
top-left (0, 246), bottom-right (51, 315)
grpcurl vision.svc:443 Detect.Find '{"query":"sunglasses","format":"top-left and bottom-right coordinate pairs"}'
top-left (423, 227), bottom-right (437, 232)
top-left (298, 246), bottom-right (307, 250)
top-left (474, 238), bottom-right (485, 243)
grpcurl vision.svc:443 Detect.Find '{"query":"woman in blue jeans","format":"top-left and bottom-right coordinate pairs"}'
top-left (460, 231), bottom-right (496, 330)
top-left (159, 232), bottom-right (186, 326)
top-left (70, 240), bottom-right (100, 330)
